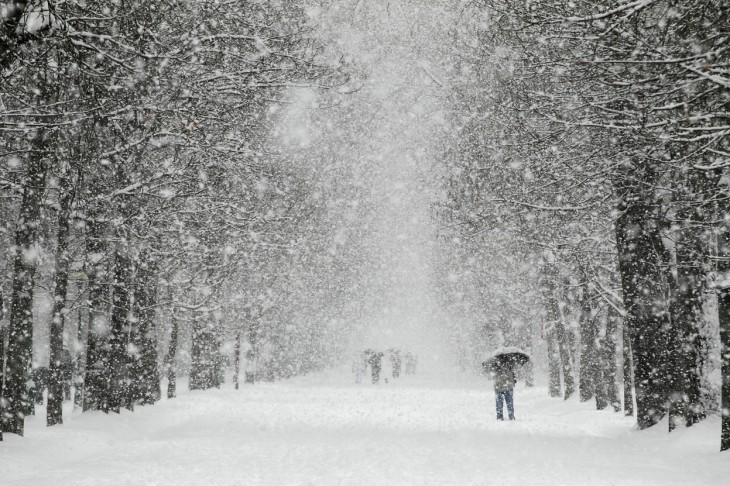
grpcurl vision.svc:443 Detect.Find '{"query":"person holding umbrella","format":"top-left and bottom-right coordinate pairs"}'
top-left (491, 361), bottom-right (516, 420)
top-left (483, 347), bottom-right (530, 421)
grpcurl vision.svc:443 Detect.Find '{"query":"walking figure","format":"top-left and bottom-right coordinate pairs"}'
top-left (484, 348), bottom-right (529, 421)
top-left (404, 352), bottom-right (417, 375)
top-left (353, 351), bottom-right (368, 384)
top-left (367, 350), bottom-right (384, 384)
top-left (491, 363), bottom-right (516, 420)
top-left (389, 349), bottom-right (402, 378)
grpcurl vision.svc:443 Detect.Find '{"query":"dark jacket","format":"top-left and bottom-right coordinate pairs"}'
top-left (491, 367), bottom-right (515, 393)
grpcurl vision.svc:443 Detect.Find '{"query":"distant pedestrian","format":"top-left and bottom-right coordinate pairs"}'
top-left (490, 363), bottom-right (516, 421)
top-left (405, 353), bottom-right (418, 375)
top-left (389, 349), bottom-right (402, 378)
top-left (353, 351), bottom-right (368, 384)
top-left (243, 349), bottom-right (256, 384)
top-left (367, 351), bottom-right (384, 384)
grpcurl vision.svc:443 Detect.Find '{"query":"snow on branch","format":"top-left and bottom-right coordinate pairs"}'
top-left (543, 0), bottom-right (660, 24)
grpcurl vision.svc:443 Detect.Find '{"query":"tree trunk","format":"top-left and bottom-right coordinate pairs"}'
top-left (126, 261), bottom-right (142, 409)
top-left (165, 308), bottom-right (179, 399)
top-left (603, 306), bottom-right (621, 412)
top-left (524, 353), bottom-right (535, 388)
top-left (131, 253), bottom-right (160, 405)
top-left (190, 313), bottom-right (216, 390)
top-left (541, 262), bottom-right (575, 400)
top-left (593, 349), bottom-right (608, 409)
top-left (546, 329), bottom-right (562, 397)
top-left (667, 217), bottom-right (706, 431)
top-left (73, 282), bottom-right (86, 410)
top-left (615, 197), bottom-right (671, 429)
top-left (0, 151), bottom-right (47, 436)
top-left (234, 332), bottom-right (241, 390)
top-left (622, 317), bottom-right (634, 417)
top-left (1, 289), bottom-right (5, 441)
top-left (108, 246), bottom-right (133, 413)
top-left (556, 307), bottom-right (576, 399)
top-left (189, 312), bottom-right (205, 390)
top-left (83, 216), bottom-right (109, 413)
top-left (578, 282), bottom-right (596, 403)
top-left (718, 219), bottom-right (730, 451)
top-left (671, 167), bottom-right (720, 432)
top-left (213, 324), bottom-right (223, 388)
top-left (47, 163), bottom-right (75, 426)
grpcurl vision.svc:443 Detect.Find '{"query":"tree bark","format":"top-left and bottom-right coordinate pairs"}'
top-left (541, 262), bottom-right (575, 400)
top-left (718, 219), bottom-right (730, 451)
top-left (213, 323), bottom-right (223, 388)
top-left (189, 312), bottom-right (205, 390)
top-left (546, 329), bottom-right (562, 397)
top-left (719, 276), bottom-right (730, 451)
top-left (165, 308), bottom-right (179, 399)
top-left (73, 281), bottom-right (86, 410)
top-left (524, 353), bottom-right (535, 388)
top-left (556, 307), bottom-right (576, 399)
top-left (622, 319), bottom-right (634, 417)
top-left (615, 196), bottom-right (671, 429)
top-left (667, 205), bottom-right (707, 431)
top-left (131, 252), bottom-right (160, 405)
top-left (1, 289), bottom-right (5, 441)
top-left (83, 216), bottom-right (109, 412)
top-left (47, 163), bottom-right (75, 426)
top-left (108, 246), bottom-right (133, 413)
top-left (234, 332), bottom-right (241, 390)
top-left (602, 306), bottom-right (621, 412)
top-left (578, 282), bottom-right (596, 403)
top-left (0, 150), bottom-right (47, 436)
top-left (190, 313), bottom-right (217, 390)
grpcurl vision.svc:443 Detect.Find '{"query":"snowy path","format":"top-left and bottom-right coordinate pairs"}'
top-left (1, 370), bottom-right (727, 485)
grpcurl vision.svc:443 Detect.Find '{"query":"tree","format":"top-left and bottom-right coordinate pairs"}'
top-left (1, 0), bottom-right (341, 436)
top-left (47, 161), bottom-right (75, 426)
top-left (463, 0), bottom-right (729, 437)
top-left (540, 256), bottom-right (576, 400)
top-left (1, 137), bottom-right (48, 435)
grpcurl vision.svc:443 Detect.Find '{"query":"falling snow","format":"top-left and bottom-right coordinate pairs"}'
top-left (2, 0), bottom-right (730, 484)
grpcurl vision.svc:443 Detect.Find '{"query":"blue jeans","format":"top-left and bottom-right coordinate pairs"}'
top-left (495, 389), bottom-right (515, 420)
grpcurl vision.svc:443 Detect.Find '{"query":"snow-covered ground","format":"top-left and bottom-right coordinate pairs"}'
top-left (1, 369), bottom-right (727, 485)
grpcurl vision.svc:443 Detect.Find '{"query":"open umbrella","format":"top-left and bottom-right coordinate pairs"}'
top-left (482, 346), bottom-right (530, 373)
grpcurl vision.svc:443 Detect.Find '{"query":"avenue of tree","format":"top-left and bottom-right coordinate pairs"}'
top-left (435, 0), bottom-right (730, 451)
top-left (1, 0), bottom-right (351, 440)
top-left (1, 0), bottom-right (729, 454)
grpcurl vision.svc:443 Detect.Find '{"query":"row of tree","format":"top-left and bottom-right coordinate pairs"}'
top-left (1, 0), bottom-right (349, 440)
top-left (435, 0), bottom-right (729, 450)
